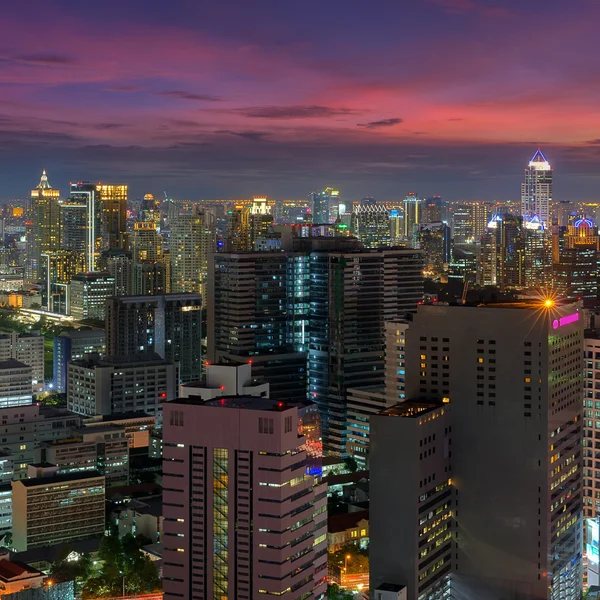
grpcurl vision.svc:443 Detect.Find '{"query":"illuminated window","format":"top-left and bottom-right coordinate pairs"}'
top-left (19, 444), bottom-right (26, 450)
top-left (360, 529), bottom-right (367, 536)
top-left (351, 530), bottom-right (358, 538)
top-left (477, 358), bottom-right (484, 363)
top-left (213, 448), bottom-right (229, 598)
top-left (420, 363), bottom-right (426, 368)
top-left (525, 378), bottom-right (531, 383)
top-left (420, 354), bottom-right (426, 360)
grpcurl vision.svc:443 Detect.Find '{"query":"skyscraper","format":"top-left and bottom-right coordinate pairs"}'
top-left (28, 171), bottom-right (61, 281)
top-left (105, 294), bottom-right (202, 382)
top-left (97, 248), bottom-right (134, 296)
top-left (521, 149), bottom-right (553, 226)
top-left (66, 183), bottom-right (97, 272)
top-left (311, 187), bottom-right (338, 224)
top-left (69, 272), bottom-right (115, 321)
top-left (371, 301), bottom-right (583, 600)
top-left (97, 184), bottom-right (128, 251)
top-left (351, 202), bottom-right (392, 248)
top-left (170, 206), bottom-right (215, 296)
top-left (403, 192), bottom-right (424, 243)
top-left (162, 393), bottom-right (327, 600)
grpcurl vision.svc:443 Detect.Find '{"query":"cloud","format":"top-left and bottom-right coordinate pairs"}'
top-left (448, 117), bottom-right (464, 122)
top-left (4, 53), bottom-right (75, 66)
top-left (154, 90), bottom-right (223, 102)
top-left (215, 130), bottom-right (270, 141)
top-left (358, 118), bottom-right (403, 129)
top-left (237, 105), bottom-right (361, 119)
top-left (586, 139), bottom-right (600, 145)
top-left (105, 86), bottom-right (145, 92)
top-left (93, 123), bottom-right (127, 130)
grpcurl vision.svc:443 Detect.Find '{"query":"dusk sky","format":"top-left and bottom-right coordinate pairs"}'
top-left (2, 0), bottom-right (600, 202)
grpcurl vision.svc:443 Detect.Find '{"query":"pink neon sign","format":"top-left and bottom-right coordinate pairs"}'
top-left (552, 312), bottom-right (579, 329)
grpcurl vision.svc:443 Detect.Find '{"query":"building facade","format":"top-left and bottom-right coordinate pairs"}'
top-left (162, 396), bottom-right (327, 600)
top-left (69, 272), bottom-right (115, 321)
top-left (521, 149), bottom-right (553, 226)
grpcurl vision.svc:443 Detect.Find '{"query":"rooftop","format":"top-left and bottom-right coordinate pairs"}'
top-left (58, 329), bottom-right (105, 340)
top-left (0, 559), bottom-right (42, 581)
top-left (17, 470), bottom-right (103, 488)
top-left (171, 395), bottom-right (303, 412)
top-left (328, 509), bottom-right (369, 534)
top-left (0, 359), bottom-right (31, 370)
top-left (378, 401), bottom-right (445, 419)
top-left (71, 351), bottom-right (172, 368)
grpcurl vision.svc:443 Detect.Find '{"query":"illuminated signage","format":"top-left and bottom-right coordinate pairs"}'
top-left (587, 518), bottom-right (599, 566)
top-left (552, 312), bottom-right (579, 329)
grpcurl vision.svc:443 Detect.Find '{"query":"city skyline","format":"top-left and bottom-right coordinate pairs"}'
top-left (2, 1), bottom-right (600, 201)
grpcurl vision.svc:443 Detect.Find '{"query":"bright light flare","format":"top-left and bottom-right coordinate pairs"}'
top-left (544, 299), bottom-right (554, 308)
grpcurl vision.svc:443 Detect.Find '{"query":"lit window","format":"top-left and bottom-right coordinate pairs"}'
top-left (360, 529), bottom-right (367, 536)
top-left (525, 378), bottom-right (531, 383)
top-left (420, 354), bottom-right (426, 360)
top-left (477, 358), bottom-right (484, 363)
top-left (19, 444), bottom-right (26, 450)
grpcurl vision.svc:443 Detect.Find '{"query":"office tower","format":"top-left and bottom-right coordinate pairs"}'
top-left (311, 187), bottom-right (338, 224)
top-left (105, 294), bottom-right (202, 382)
top-left (371, 302), bottom-right (583, 600)
top-left (170, 206), bottom-right (215, 295)
top-left (53, 329), bottom-right (106, 393)
top-left (451, 203), bottom-right (474, 244)
top-left (69, 271), bottom-right (115, 321)
top-left (140, 193), bottom-right (161, 227)
top-left (42, 425), bottom-right (129, 486)
top-left (390, 209), bottom-right (403, 244)
top-left (351, 203), bottom-right (392, 248)
top-left (0, 331), bottom-right (44, 394)
top-left (207, 252), bottom-right (308, 402)
top-left (521, 148), bottom-right (553, 226)
top-left (209, 242), bottom-right (423, 454)
top-left (97, 184), bottom-right (128, 251)
top-left (134, 261), bottom-right (168, 295)
top-left (225, 204), bottom-right (252, 251)
top-left (523, 216), bottom-right (552, 288)
top-left (471, 202), bottom-right (490, 238)
top-left (371, 401), bottom-right (452, 600)
top-left (476, 214), bottom-right (525, 290)
top-left (403, 192), bottom-right (424, 243)
top-left (162, 395), bottom-right (327, 600)
top-left (132, 221), bottom-right (162, 262)
top-left (0, 360), bottom-right (32, 408)
top-left (40, 249), bottom-right (86, 313)
top-left (65, 183), bottom-right (97, 271)
top-left (11, 466), bottom-right (105, 551)
top-left (584, 333), bottom-right (600, 522)
top-left (417, 222), bottom-right (451, 277)
top-left (423, 196), bottom-right (447, 224)
top-left (97, 248), bottom-right (134, 296)
top-left (67, 352), bottom-right (179, 416)
top-left (308, 245), bottom-right (423, 455)
top-left (27, 170), bottom-right (61, 282)
top-left (250, 196), bottom-right (275, 249)
top-left (554, 218), bottom-right (600, 299)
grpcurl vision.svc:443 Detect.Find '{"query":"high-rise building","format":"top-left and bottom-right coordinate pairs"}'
top-left (28, 171), bottom-right (61, 282)
top-left (423, 196), bottom-right (447, 224)
top-left (351, 203), bottom-right (391, 248)
top-left (65, 183), bottom-right (97, 272)
top-left (134, 261), bottom-right (168, 295)
top-left (209, 241), bottom-right (423, 455)
top-left (554, 218), bottom-right (600, 299)
top-left (162, 394), bottom-right (327, 600)
top-left (69, 271), bottom-right (115, 321)
top-left (403, 192), bottom-right (424, 243)
top-left (105, 294), bottom-right (202, 382)
top-left (170, 206), bottom-right (215, 296)
top-left (0, 331), bottom-right (44, 394)
top-left (207, 252), bottom-right (308, 402)
top-left (311, 187), bottom-right (338, 224)
top-left (53, 329), bottom-right (105, 393)
top-left (371, 301), bottom-right (583, 600)
top-left (521, 149), bottom-right (553, 226)
top-left (225, 204), bottom-right (252, 251)
top-left (67, 352), bottom-right (179, 416)
top-left (97, 184), bottom-right (128, 251)
top-left (417, 222), bottom-right (451, 277)
top-left (451, 203), bottom-right (474, 244)
top-left (40, 249), bottom-right (86, 313)
top-left (140, 193), bottom-right (161, 227)
top-left (12, 467), bottom-right (105, 551)
top-left (131, 222), bottom-right (162, 263)
top-left (307, 245), bottom-right (423, 455)
top-left (97, 248), bottom-right (134, 296)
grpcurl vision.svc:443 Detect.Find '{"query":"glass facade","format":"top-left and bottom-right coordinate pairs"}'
top-left (213, 448), bottom-right (229, 600)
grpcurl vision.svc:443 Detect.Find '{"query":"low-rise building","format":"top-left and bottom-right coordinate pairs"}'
top-left (67, 352), bottom-right (179, 417)
top-left (83, 412), bottom-right (155, 449)
top-left (327, 509), bottom-right (369, 552)
top-left (0, 333), bottom-right (44, 394)
top-left (53, 330), bottom-right (105, 393)
top-left (11, 468), bottom-right (105, 552)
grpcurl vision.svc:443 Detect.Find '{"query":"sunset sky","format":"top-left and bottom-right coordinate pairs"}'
top-left (2, 0), bottom-right (600, 201)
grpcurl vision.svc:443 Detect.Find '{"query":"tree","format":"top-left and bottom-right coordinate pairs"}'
top-left (343, 456), bottom-right (358, 473)
top-left (327, 583), bottom-right (354, 599)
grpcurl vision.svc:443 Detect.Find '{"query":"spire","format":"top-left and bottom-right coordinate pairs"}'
top-left (37, 170), bottom-right (51, 189)
top-left (528, 149), bottom-right (551, 170)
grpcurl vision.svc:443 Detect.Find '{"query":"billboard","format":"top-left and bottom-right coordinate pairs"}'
top-left (587, 518), bottom-right (600, 566)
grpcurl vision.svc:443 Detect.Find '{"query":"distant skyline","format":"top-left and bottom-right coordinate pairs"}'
top-left (2, 1), bottom-right (600, 202)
